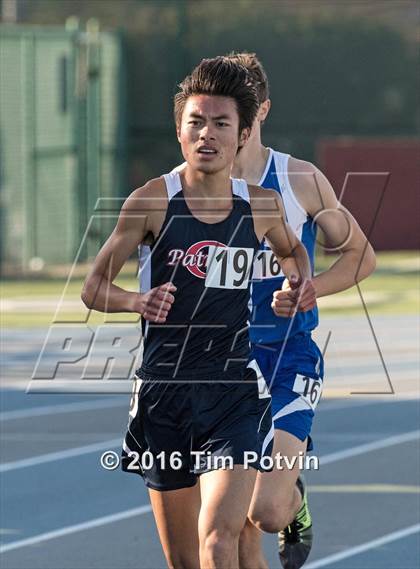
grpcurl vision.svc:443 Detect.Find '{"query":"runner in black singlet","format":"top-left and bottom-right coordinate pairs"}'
top-left (81, 57), bottom-right (315, 569)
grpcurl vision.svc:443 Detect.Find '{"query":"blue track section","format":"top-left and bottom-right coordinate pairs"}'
top-left (1, 316), bottom-right (419, 568)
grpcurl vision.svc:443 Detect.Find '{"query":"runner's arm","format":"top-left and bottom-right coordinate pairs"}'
top-left (262, 191), bottom-right (312, 285)
top-left (289, 160), bottom-right (376, 298)
top-left (81, 183), bottom-right (175, 322)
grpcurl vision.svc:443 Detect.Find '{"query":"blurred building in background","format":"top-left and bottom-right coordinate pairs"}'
top-left (0, 18), bottom-right (126, 272)
top-left (0, 0), bottom-right (418, 273)
top-left (318, 138), bottom-right (420, 251)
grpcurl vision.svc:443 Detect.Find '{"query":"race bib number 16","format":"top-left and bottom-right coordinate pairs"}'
top-left (252, 249), bottom-right (283, 280)
top-left (205, 246), bottom-right (254, 289)
top-left (292, 374), bottom-right (323, 410)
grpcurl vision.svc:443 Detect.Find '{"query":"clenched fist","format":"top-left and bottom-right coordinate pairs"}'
top-left (135, 282), bottom-right (177, 323)
top-left (271, 275), bottom-right (317, 318)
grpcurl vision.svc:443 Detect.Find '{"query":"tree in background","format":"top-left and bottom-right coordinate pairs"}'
top-left (10, 0), bottom-right (418, 185)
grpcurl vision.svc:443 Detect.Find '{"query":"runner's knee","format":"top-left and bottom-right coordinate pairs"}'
top-left (201, 527), bottom-right (238, 563)
top-left (249, 502), bottom-right (293, 534)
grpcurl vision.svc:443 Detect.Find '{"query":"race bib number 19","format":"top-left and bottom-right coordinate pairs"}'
top-left (205, 246), bottom-right (254, 289)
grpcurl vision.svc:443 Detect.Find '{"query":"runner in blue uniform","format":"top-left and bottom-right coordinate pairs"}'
top-left (226, 53), bottom-right (376, 569)
top-left (82, 57), bottom-right (314, 569)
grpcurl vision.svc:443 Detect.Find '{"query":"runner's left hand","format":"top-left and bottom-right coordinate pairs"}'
top-left (272, 278), bottom-right (317, 317)
top-left (286, 278), bottom-right (317, 312)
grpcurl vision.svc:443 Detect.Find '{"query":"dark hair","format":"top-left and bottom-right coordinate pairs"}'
top-left (226, 52), bottom-right (269, 104)
top-left (174, 56), bottom-right (259, 133)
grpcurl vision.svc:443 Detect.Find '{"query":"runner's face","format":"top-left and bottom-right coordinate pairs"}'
top-left (178, 95), bottom-right (249, 174)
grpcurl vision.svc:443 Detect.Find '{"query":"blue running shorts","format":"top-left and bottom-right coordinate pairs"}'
top-left (251, 332), bottom-right (324, 451)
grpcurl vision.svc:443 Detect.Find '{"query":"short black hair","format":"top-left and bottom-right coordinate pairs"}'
top-left (174, 56), bottom-right (259, 133)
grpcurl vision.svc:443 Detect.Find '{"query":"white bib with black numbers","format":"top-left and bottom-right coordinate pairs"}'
top-left (205, 246), bottom-right (254, 290)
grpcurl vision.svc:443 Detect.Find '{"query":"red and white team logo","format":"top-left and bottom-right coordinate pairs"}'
top-left (167, 240), bottom-right (226, 278)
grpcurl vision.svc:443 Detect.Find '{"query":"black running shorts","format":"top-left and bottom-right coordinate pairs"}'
top-left (121, 365), bottom-right (273, 491)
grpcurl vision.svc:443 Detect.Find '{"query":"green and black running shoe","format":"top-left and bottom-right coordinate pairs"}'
top-left (278, 475), bottom-right (313, 569)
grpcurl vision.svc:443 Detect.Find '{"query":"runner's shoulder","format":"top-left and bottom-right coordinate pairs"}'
top-left (287, 156), bottom-right (324, 193)
top-left (288, 156), bottom-right (317, 172)
top-left (248, 184), bottom-right (285, 216)
top-left (287, 157), bottom-right (335, 212)
top-left (123, 177), bottom-right (168, 215)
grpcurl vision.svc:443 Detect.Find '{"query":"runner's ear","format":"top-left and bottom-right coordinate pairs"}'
top-left (258, 99), bottom-right (271, 123)
top-left (238, 127), bottom-right (251, 149)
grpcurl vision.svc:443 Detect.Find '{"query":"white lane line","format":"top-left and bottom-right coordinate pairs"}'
top-left (0, 393), bottom-right (409, 421)
top-left (0, 398), bottom-right (127, 421)
top-left (0, 394), bottom-right (411, 421)
top-left (320, 430), bottom-right (420, 465)
top-left (0, 505), bottom-right (153, 554)
top-left (316, 397), bottom-right (413, 413)
top-left (0, 395), bottom-right (409, 422)
top-left (0, 439), bottom-right (121, 473)
top-left (1, 430), bottom-right (419, 553)
top-left (305, 523), bottom-right (420, 568)
top-left (308, 484), bottom-right (420, 494)
top-left (1, 426), bottom-right (419, 475)
top-left (25, 380), bottom-right (134, 394)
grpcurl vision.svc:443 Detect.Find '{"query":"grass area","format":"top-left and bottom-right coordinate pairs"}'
top-left (318, 273), bottom-right (418, 315)
top-left (1, 252), bottom-right (418, 328)
top-left (0, 275), bottom-right (137, 299)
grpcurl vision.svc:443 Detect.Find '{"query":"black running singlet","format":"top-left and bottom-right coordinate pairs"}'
top-left (138, 171), bottom-right (260, 379)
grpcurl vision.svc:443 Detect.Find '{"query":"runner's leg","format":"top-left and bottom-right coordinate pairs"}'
top-left (250, 430), bottom-right (306, 532)
top-left (149, 484), bottom-right (201, 569)
top-left (238, 430), bottom-right (306, 569)
top-left (238, 518), bottom-right (269, 569)
top-left (199, 467), bottom-right (257, 569)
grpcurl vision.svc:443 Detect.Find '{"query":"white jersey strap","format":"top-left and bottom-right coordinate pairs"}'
top-left (139, 170), bottom-right (181, 296)
top-left (232, 177), bottom-right (250, 203)
top-left (163, 171), bottom-right (182, 201)
top-left (272, 151), bottom-right (307, 216)
top-left (170, 167), bottom-right (250, 204)
top-left (167, 169), bottom-right (249, 203)
top-left (171, 162), bottom-right (186, 173)
top-left (258, 147), bottom-right (274, 185)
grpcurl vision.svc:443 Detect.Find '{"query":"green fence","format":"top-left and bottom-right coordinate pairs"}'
top-left (0, 22), bottom-right (126, 273)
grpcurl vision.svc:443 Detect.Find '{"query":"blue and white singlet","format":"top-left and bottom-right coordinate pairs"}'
top-left (249, 149), bottom-right (318, 344)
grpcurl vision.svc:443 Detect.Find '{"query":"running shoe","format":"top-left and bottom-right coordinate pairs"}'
top-left (278, 475), bottom-right (313, 568)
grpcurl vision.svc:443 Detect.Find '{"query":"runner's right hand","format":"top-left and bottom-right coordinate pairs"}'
top-left (136, 282), bottom-right (177, 323)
